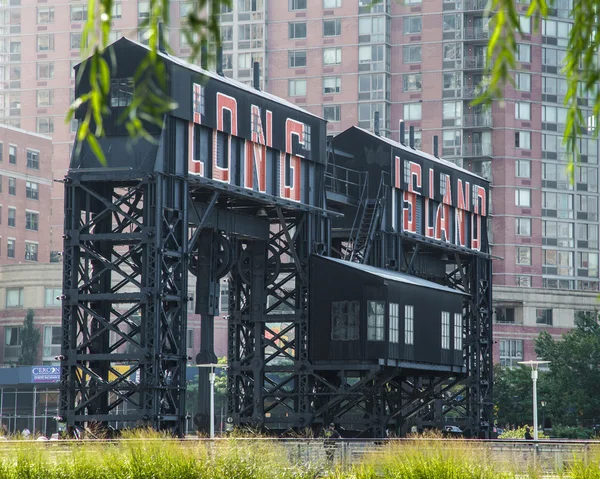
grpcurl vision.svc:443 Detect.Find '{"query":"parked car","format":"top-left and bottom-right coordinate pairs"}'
top-left (443, 425), bottom-right (463, 436)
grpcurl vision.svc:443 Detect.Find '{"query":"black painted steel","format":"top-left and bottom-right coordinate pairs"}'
top-left (60, 38), bottom-right (492, 438)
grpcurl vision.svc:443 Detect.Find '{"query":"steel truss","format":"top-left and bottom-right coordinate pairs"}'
top-left (60, 171), bottom-right (189, 434)
top-left (226, 209), bottom-right (324, 431)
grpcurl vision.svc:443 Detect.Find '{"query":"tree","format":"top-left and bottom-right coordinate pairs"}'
top-left (18, 309), bottom-right (41, 366)
top-left (534, 312), bottom-right (600, 427)
top-left (494, 364), bottom-right (547, 427)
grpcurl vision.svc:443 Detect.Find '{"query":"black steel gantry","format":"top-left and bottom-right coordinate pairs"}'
top-left (59, 39), bottom-right (493, 438)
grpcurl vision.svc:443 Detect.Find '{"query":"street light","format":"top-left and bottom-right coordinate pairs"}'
top-left (518, 360), bottom-right (550, 441)
top-left (196, 363), bottom-right (227, 439)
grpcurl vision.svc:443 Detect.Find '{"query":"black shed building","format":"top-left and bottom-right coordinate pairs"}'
top-left (309, 255), bottom-right (465, 373)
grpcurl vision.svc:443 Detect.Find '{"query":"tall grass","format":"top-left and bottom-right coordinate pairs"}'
top-left (0, 431), bottom-right (596, 479)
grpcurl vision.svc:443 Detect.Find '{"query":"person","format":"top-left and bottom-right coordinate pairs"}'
top-left (21, 427), bottom-right (31, 439)
top-left (524, 426), bottom-right (533, 440)
top-left (323, 423), bottom-right (341, 463)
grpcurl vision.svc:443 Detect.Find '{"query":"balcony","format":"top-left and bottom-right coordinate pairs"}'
top-left (464, 27), bottom-right (489, 41)
top-left (463, 113), bottom-right (492, 128)
top-left (463, 0), bottom-right (488, 10)
top-left (463, 143), bottom-right (493, 157)
top-left (463, 55), bottom-right (486, 70)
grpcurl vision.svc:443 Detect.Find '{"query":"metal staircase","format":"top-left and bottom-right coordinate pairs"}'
top-left (345, 175), bottom-right (386, 264)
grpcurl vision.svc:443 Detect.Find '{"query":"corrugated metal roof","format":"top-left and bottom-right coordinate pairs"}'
top-left (347, 126), bottom-right (488, 183)
top-left (318, 256), bottom-right (466, 295)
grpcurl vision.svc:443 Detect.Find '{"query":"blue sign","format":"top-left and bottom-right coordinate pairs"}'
top-left (31, 366), bottom-right (61, 383)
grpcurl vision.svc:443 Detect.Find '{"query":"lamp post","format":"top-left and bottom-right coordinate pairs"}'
top-left (540, 400), bottom-right (547, 431)
top-left (518, 360), bottom-right (550, 441)
top-left (196, 363), bottom-right (226, 438)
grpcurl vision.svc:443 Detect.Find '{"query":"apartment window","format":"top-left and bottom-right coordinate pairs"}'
top-left (403, 73), bottom-right (422, 92)
top-left (331, 301), bottom-right (359, 340)
top-left (515, 159), bottom-right (531, 179)
top-left (367, 301), bottom-right (385, 341)
top-left (324, 0), bottom-right (342, 6)
top-left (8, 145), bottom-right (16, 165)
top-left (536, 308), bottom-right (553, 325)
top-left (516, 43), bottom-right (531, 63)
top-left (519, 15), bottom-right (531, 34)
top-left (37, 118), bottom-right (54, 134)
top-left (37, 7), bottom-right (54, 24)
top-left (516, 217), bottom-right (531, 236)
top-left (26, 182), bottom-right (39, 200)
top-left (288, 79), bottom-right (307, 97)
top-left (8, 178), bottom-right (15, 197)
top-left (36, 34), bottom-right (54, 52)
top-left (579, 252), bottom-right (599, 277)
top-left (515, 72), bottom-right (531, 92)
top-left (36, 62), bottom-right (54, 80)
top-left (27, 150), bottom-right (39, 170)
top-left (7, 239), bottom-right (14, 259)
top-left (403, 103), bottom-right (422, 121)
top-left (443, 72), bottom-right (462, 90)
top-left (359, 74), bottom-right (385, 99)
top-left (516, 276), bottom-right (532, 287)
top-left (405, 305), bottom-right (414, 345)
top-left (323, 105), bottom-right (341, 122)
top-left (323, 47), bottom-right (342, 65)
top-left (323, 19), bottom-right (341, 36)
top-left (403, 45), bottom-right (422, 63)
top-left (289, 51), bottom-right (307, 68)
top-left (0, 146), bottom-right (2, 163)
top-left (516, 246), bottom-right (532, 265)
top-left (6, 288), bottom-right (23, 308)
top-left (389, 303), bottom-right (399, 343)
top-left (43, 326), bottom-right (61, 358)
top-left (36, 89), bottom-right (53, 108)
top-left (26, 211), bottom-right (38, 231)
top-left (112, 2), bottom-right (122, 18)
top-left (70, 5), bottom-right (88, 22)
top-left (515, 102), bottom-right (531, 120)
top-left (71, 33), bottom-right (82, 50)
top-left (138, 1), bottom-right (149, 18)
top-left (289, 0), bottom-right (306, 9)
top-left (45, 288), bottom-right (62, 306)
top-left (515, 189), bottom-right (531, 207)
top-left (441, 312), bottom-right (450, 350)
top-left (454, 313), bottom-right (462, 351)
top-left (323, 77), bottom-right (341, 94)
top-left (4, 328), bottom-right (20, 355)
top-left (25, 242), bottom-right (38, 262)
top-left (186, 329), bottom-right (194, 349)
top-left (515, 131), bottom-right (531, 150)
top-left (443, 101), bottom-right (462, 122)
top-left (289, 22), bottom-right (307, 39)
top-left (404, 16), bottom-right (422, 34)
top-left (500, 339), bottom-right (523, 367)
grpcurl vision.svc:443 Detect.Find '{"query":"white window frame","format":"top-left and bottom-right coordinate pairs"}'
top-left (404, 305), bottom-right (414, 345)
top-left (441, 311), bottom-right (450, 350)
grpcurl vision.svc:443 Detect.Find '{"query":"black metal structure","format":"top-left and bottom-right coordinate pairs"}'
top-left (60, 39), bottom-right (492, 438)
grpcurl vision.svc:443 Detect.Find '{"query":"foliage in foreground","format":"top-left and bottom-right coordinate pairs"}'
top-left (2, 431), bottom-right (600, 479)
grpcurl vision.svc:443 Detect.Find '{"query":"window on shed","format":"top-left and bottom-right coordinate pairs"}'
top-left (454, 313), bottom-right (462, 351)
top-left (331, 301), bottom-right (359, 340)
top-left (389, 303), bottom-right (399, 343)
top-left (367, 300), bottom-right (385, 341)
top-left (441, 311), bottom-right (450, 349)
top-left (405, 305), bottom-right (414, 345)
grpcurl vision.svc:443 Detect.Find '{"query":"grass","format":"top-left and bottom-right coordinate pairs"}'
top-left (0, 430), bottom-right (596, 478)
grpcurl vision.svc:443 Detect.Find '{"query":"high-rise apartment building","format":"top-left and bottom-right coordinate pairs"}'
top-left (0, 0), bottom-right (596, 366)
